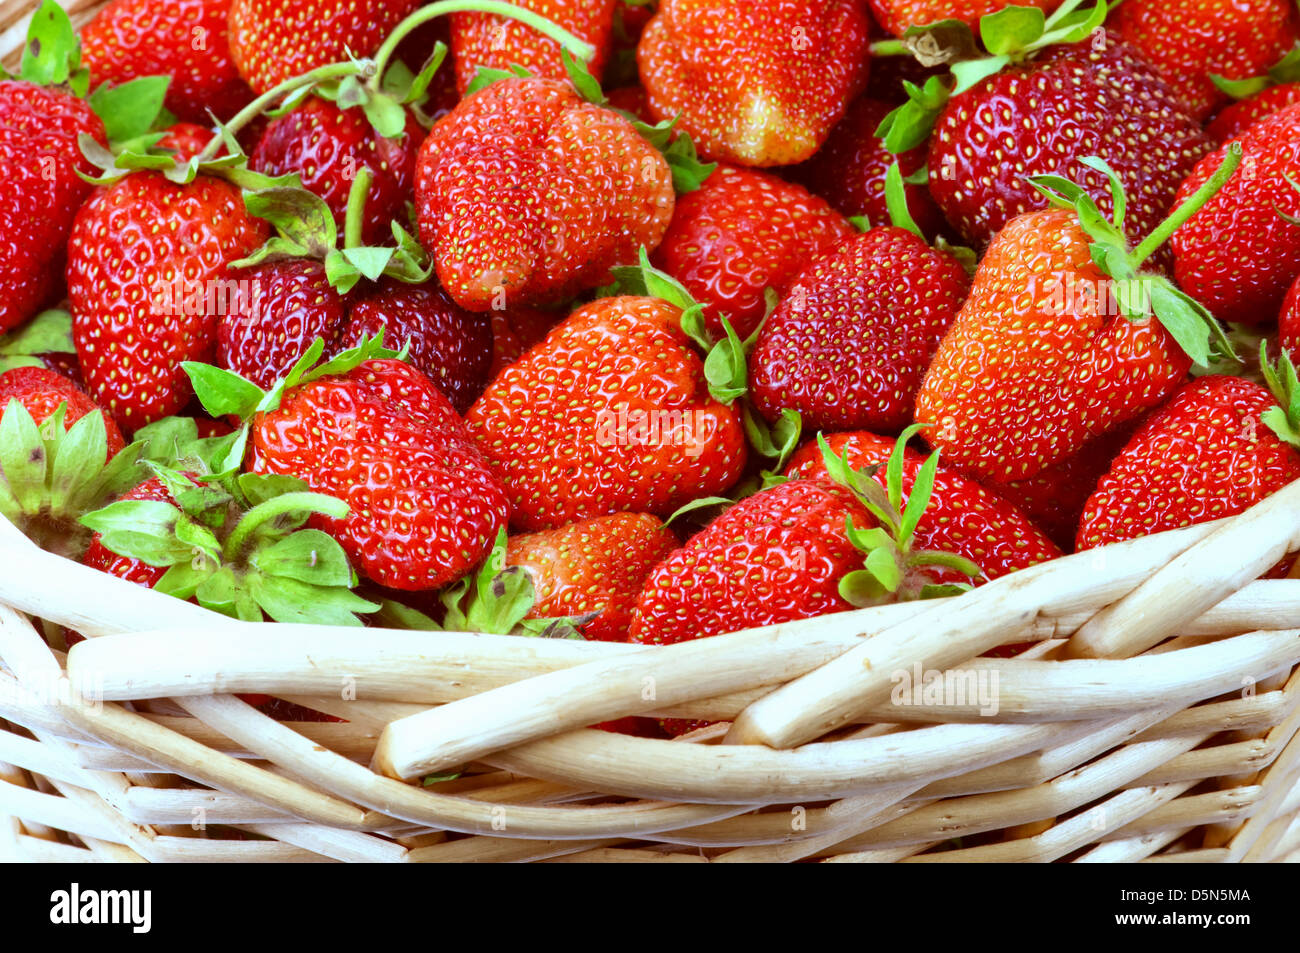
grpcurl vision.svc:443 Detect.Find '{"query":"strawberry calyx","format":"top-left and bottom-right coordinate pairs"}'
top-left (818, 426), bottom-right (982, 606)
top-left (883, 162), bottom-right (978, 274)
top-left (1260, 343), bottom-right (1300, 450)
top-left (877, 0), bottom-right (1109, 154)
top-left (1027, 146), bottom-right (1244, 369)
top-left (79, 463), bottom-right (379, 625)
top-left (0, 309), bottom-right (76, 375)
top-left (11, 0), bottom-right (90, 96)
top-left (0, 400), bottom-right (145, 560)
top-left (1211, 42), bottom-right (1300, 100)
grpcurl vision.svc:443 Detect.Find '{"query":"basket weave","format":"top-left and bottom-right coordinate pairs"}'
top-left (3, 0), bottom-right (1300, 863)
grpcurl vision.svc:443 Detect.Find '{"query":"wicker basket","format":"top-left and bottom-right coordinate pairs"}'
top-left (3, 0), bottom-right (1300, 863)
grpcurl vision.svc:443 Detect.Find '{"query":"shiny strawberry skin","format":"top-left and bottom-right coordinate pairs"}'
top-left (507, 512), bottom-right (678, 642)
top-left (81, 0), bottom-right (254, 123)
top-left (450, 0), bottom-right (617, 96)
top-left (1114, 0), bottom-right (1298, 121)
top-left (1281, 274), bottom-right (1300, 366)
top-left (0, 83), bottom-right (107, 335)
top-left (466, 296), bottom-right (747, 531)
top-left (1077, 376), bottom-right (1300, 549)
top-left (1171, 102), bottom-right (1300, 326)
top-left (867, 0), bottom-right (1058, 36)
top-left (251, 359), bottom-right (509, 590)
top-left (749, 227), bottom-right (969, 434)
top-left (68, 172), bottom-right (269, 433)
top-left (928, 34), bottom-right (1212, 247)
top-left (784, 432), bottom-right (1062, 581)
top-left (638, 0), bottom-right (870, 166)
top-left (82, 477), bottom-right (176, 586)
top-left (0, 366), bottom-right (126, 455)
top-left (157, 122), bottom-right (219, 160)
top-left (915, 207), bottom-right (1191, 484)
top-left (786, 96), bottom-right (942, 235)
top-left (227, 0), bottom-right (421, 94)
top-left (488, 304), bottom-right (559, 378)
top-left (1207, 82), bottom-right (1300, 142)
top-left (627, 478), bottom-right (871, 647)
top-left (335, 280), bottom-right (494, 415)
top-left (652, 165), bottom-right (855, 339)
top-left (415, 77), bottom-right (674, 311)
top-left (250, 96), bottom-right (425, 247)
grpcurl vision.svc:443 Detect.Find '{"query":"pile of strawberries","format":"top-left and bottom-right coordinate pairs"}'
top-left (3, 0), bottom-right (1300, 739)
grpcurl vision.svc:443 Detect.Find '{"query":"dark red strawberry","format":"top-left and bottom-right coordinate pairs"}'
top-left (0, 366), bottom-right (125, 455)
top-left (867, 0), bottom-right (1059, 37)
top-left (1281, 274), bottom-right (1300, 366)
top-left (488, 304), bottom-right (559, 378)
top-left (638, 0), bottom-right (871, 166)
top-left (1171, 102), bottom-right (1300, 326)
top-left (507, 512), bottom-right (678, 642)
top-left (652, 165), bottom-right (855, 339)
top-left (749, 225), bottom-right (969, 434)
top-left (81, 0), bottom-right (254, 123)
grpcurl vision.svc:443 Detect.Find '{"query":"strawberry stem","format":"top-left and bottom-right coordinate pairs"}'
top-left (370, 0), bottom-right (598, 87)
top-left (1131, 143), bottom-right (1243, 269)
top-left (221, 492), bottom-right (350, 562)
top-left (343, 167), bottom-right (374, 250)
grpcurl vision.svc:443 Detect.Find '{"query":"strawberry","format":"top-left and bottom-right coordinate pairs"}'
top-left (1171, 102), bottom-right (1300, 326)
top-left (652, 165), bottom-right (855, 339)
top-left (880, 13), bottom-right (1211, 248)
top-left (1077, 373), bottom-right (1300, 549)
top-left (506, 512), bottom-right (678, 642)
top-left (466, 295), bottom-right (747, 531)
top-left (1208, 82), bottom-right (1300, 142)
top-left (0, 309), bottom-right (83, 387)
top-left (784, 431), bottom-right (1062, 581)
top-left (67, 170), bottom-right (270, 432)
top-left (249, 95), bottom-right (425, 247)
top-left (867, 0), bottom-right (1059, 37)
top-left (393, 17), bottom-right (461, 122)
top-left (80, 0), bottom-right (254, 123)
top-left (0, 366), bottom-right (125, 456)
top-left (488, 304), bottom-right (559, 377)
top-left (1281, 274), bottom-right (1300, 366)
top-left (157, 122), bottom-right (219, 160)
top-left (1114, 0), bottom-right (1298, 121)
top-left (915, 154), bottom-right (1241, 485)
top-left (188, 336), bottom-right (510, 590)
top-left (450, 0), bottom-right (617, 96)
top-left (786, 96), bottom-right (943, 235)
top-left (749, 218), bottom-right (970, 434)
top-left (638, 0), bottom-right (871, 166)
top-left (227, 0), bottom-right (422, 94)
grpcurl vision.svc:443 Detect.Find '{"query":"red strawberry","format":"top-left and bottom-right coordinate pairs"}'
top-left (157, 122), bottom-right (219, 160)
top-left (506, 512), bottom-right (678, 642)
top-left (749, 225), bottom-right (969, 434)
top-left (0, 308), bottom-right (84, 389)
top-left (652, 165), bottom-right (855, 339)
top-left (0, 366), bottom-right (125, 455)
top-left (81, 0), bottom-right (254, 123)
top-left (227, 0), bottom-right (422, 94)
top-left (786, 96), bottom-right (942, 235)
top-left (1077, 375), bottom-right (1300, 549)
top-left (1114, 0), bottom-right (1298, 121)
top-left (414, 76), bottom-right (675, 311)
top-left (784, 432), bottom-right (1062, 582)
top-left (82, 476), bottom-right (178, 587)
top-left (1171, 102), bottom-right (1300, 326)
top-left (67, 171), bottom-right (270, 432)
top-left (867, 0), bottom-right (1058, 37)
top-left (1281, 274), bottom-right (1300, 366)
top-left (488, 304), bottom-right (559, 377)
top-left (250, 96), bottom-right (425, 247)
top-left (466, 296), bottom-right (747, 531)
top-left (1208, 82), bottom-right (1300, 142)
top-left (450, 0), bottom-right (617, 96)
top-left (637, 0), bottom-right (871, 166)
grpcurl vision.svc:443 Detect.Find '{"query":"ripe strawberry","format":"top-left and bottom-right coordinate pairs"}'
top-left (783, 432), bottom-right (1062, 581)
top-left (1208, 82), bottom-right (1300, 142)
top-left (157, 122), bottom-right (219, 160)
top-left (82, 476), bottom-right (179, 587)
top-left (786, 96), bottom-right (942, 235)
top-left (415, 76), bottom-right (675, 311)
top-left (488, 304), bottom-right (559, 377)
top-left (67, 171), bottom-right (269, 432)
top-left (1281, 274), bottom-right (1300, 366)
top-left (638, 0), bottom-right (871, 166)
top-left (250, 96), bottom-right (425, 247)
top-left (1077, 375), bottom-right (1300, 549)
top-left (451, 0), bottom-right (617, 96)
top-left (1114, 0), bottom-right (1298, 121)
top-left (190, 339), bottom-right (510, 590)
top-left (466, 295), bottom-right (747, 531)
top-left (393, 17), bottom-right (460, 121)
top-left (227, 0), bottom-right (421, 94)
top-left (749, 225), bottom-right (969, 434)
top-left (80, 0), bottom-right (254, 123)
top-left (652, 165), bottom-right (855, 339)
top-left (867, 0), bottom-right (1058, 37)
top-left (0, 366), bottom-right (125, 455)
top-left (506, 512), bottom-right (678, 642)
top-left (1171, 102), bottom-right (1300, 326)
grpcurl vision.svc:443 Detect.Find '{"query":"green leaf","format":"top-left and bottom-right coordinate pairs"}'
top-left (1147, 280), bottom-right (1216, 369)
top-left (88, 76), bottom-right (170, 145)
top-left (19, 0), bottom-right (80, 88)
top-left (951, 55), bottom-right (1010, 96)
top-left (562, 48), bottom-right (605, 104)
top-left (662, 133), bottom-right (717, 194)
top-left (465, 63), bottom-right (531, 96)
top-left (1210, 73), bottom-right (1269, 100)
top-left (240, 187), bottom-right (338, 259)
top-left (1079, 155), bottom-right (1127, 232)
top-left (886, 424), bottom-right (926, 515)
top-left (877, 76), bottom-right (950, 154)
top-left (79, 500), bottom-right (193, 567)
top-left (838, 569), bottom-right (891, 608)
top-left (702, 318), bottom-right (748, 405)
top-left (255, 529), bottom-right (354, 586)
top-left (154, 560), bottom-right (213, 601)
top-left (362, 94), bottom-right (409, 139)
top-left (884, 162), bottom-right (923, 238)
top-left (898, 450), bottom-right (940, 548)
top-left (372, 598), bottom-right (442, 631)
top-left (908, 550), bottom-right (983, 580)
top-left (1036, 0), bottom-right (1108, 47)
top-left (237, 472), bottom-right (309, 507)
top-left (0, 309), bottom-right (74, 358)
top-left (0, 400), bottom-right (49, 517)
top-left (341, 246), bottom-right (395, 282)
top-left (663, 496), bottom-right (731, 527)
top-left (182, 362), bottom-right (266, 419)
top-left (402, 41), bottom-right (449, 105)
top-left (248, 573), bottom-right (378, 626)
top-left (48, 410), bottom-right (110, 512)
top-left (863, 546), bottom-right (903, 592)
top-left (978, 6), bottom-right (1046, 56)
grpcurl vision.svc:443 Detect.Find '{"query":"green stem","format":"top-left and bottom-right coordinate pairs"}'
top-left (222, 492), bottom-right (349, 562)
top-left (196, 62), bottom-right (369, 163)
top-left (869, 40), bottom-right (908, 57)
top-left (370, 0), bottom-right (597, 87)
top-left (1132, 143), bottom-right (1243, 268)
top-left (343, 167), bottom-right (374, 250)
